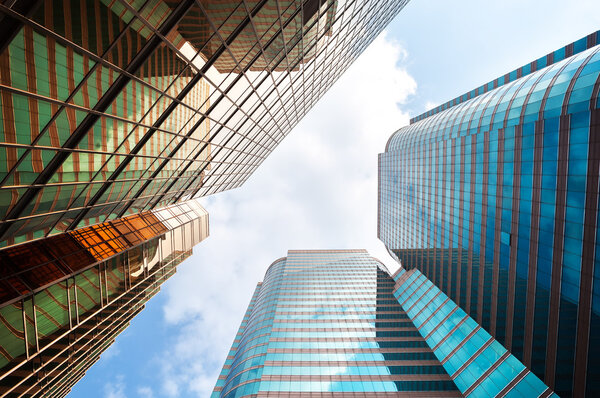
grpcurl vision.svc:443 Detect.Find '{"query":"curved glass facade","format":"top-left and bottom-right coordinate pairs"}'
top-left (379, 33), bottom-right (600, 396)
top-left (212, 250), bottom-right (460, 397)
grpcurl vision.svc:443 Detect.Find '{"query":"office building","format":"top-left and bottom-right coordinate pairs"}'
top-left (0, 199), bottom-right (208, 397)
top-left (378, 31), bottom-right (600, 397)
top-left (0, 0), bottom-right (409, 395)
top-left (212, 250), bottom-right (553, 397)
top-left (393, 267), bottom-right (556, 398)
top-left (0, 0), bottom-right (408, 248)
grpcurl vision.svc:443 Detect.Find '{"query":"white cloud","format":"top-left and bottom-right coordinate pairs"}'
top-left (136, 386), bottom-right (153, 398)
top-left (160, 369), bottom-right (180, 397)
top-left (157, 30), bottom-right (416, 397)
top-left (104, 376), bottom-right (126, 398)
top-left (424, 100), bottom-right (440, 112)
top-left (100, 342), bottom-right (120, 361)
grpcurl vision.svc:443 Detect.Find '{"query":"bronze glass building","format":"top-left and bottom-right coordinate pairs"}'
top-left (0, 199), bottom-right (209, 397)
top-left (0, 0), bottom-right (408, 248)
top-left (0, 0), bottom-right (410, 396)
top-left (379, 32), bottom-right (600, 396)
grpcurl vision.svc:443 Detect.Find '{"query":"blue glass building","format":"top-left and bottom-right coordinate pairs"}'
top-left (378, 31), bottom-right (600, 397)
top-left (393, 267), bottom-right (556, 398)
top-left (212, 250), bottom-right (552, 397)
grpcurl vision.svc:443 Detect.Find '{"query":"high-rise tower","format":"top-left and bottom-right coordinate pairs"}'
top-left (0, 0), bottom-right (408, 247)
top-left (378, 31), bottom-right (600, 397)
top-left (212, 250), bottom-right (554, 397)
top-left (0, 0), bottom-right (410, 395)
top-left (0, 199), bottom-right (209, 397)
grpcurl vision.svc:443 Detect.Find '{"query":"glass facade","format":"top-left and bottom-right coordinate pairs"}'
top-left (378, 31), bottom-right (600, 397)
top-left (212, 250), bottom-right (460, 397)
top-left (0, 0), bottom-right (411, 395)
top-left (0, 199), bottom-right (209, 397)
top-left (393, 267), bottom-right (555, 397)
top-left (0, 0), bottom-right (409, 248)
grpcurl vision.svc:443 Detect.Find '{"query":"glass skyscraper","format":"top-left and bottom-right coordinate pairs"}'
top-left (0, 0), bottom-right (409, 395)
top-left (212, 250), bottom-right (553, 397)
top-left (379, 31), bottom-right (600, 397)
top-left (0, 199), bottom-right (208, 397)
top-left (0, 0), bottom-right (408, 248)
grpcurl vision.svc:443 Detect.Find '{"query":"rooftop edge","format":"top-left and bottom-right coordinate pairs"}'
top-left (410, 30), bottom-right (600, 125)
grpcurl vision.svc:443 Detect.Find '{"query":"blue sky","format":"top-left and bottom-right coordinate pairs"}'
top-left (69, 1), bottom-right (600, 397)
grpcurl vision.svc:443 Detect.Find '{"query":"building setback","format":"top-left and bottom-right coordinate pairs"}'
top-left (393, 267), bottom-right (556, 397)
top-left (0, 0), bottom-right (409, 395)
top-left (378, 31), bottom-right (600, 397)
top-left (212, 250), bottom-right (553, 397)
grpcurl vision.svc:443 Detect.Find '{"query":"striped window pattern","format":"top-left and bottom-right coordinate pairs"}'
top-left (379, 32), bottom-right (600, 397)
top-left (212, 250), bottom-right (460, 397)
top-left (393, 267), bottom-right (555, 398)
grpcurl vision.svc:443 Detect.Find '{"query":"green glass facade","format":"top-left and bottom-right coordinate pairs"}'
top-left (0, 0), bottom-right (211, 246)
top-left (378, 31), bottom-right (600, 396)
top-left (0, 199), bottom-right (209, 397)
top-left (0, 0), bottom-right (408, 248)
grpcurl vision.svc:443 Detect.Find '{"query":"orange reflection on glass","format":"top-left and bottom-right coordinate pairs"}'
top-left (69, 212), bottom-right (168, 261)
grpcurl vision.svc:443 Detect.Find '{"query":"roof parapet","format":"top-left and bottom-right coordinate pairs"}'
top-left (410, 30), bottom-right (600, 125)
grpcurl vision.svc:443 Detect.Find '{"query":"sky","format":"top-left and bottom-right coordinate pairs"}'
top-left (69, 1), bottom-right (600, 397)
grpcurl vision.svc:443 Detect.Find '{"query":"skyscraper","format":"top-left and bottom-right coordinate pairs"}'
top-left (0, 0), bottom-right (409, 395)
top-left (378, 31), bottom-right (600, 397)
top-left (0, 199), bottom-right (209, 397)
top-left (0, 0), bottom-right (408, 248)
top-left (212, 250), bottom-right (553, 397)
